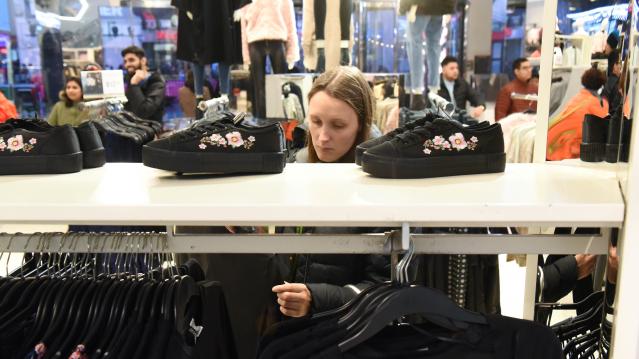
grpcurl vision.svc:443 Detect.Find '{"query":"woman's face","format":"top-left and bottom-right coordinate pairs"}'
top-left (308, 91), bottom-right (360, 162)
top-left (66, 81), bottom-right (83, 102)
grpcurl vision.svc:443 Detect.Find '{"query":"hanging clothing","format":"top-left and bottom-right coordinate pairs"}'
top-left (172, 0), bottom-right (243, 65)
top-left (239, 0), bottom-right (300, 66)
top-left (547, 88), bottom-right (609, 161)
top-left (257, 304), bottom-right (562, 359)
top-left (249, 40), bottom-right (288, 118)
top-left (506, 122), bottom-right (536, 164)
top-left (398, 0), bottom-right (456, 16)
top-left (302, 0), bottom-right (355, 71)
top-left (498, 112), bottom-right (536, 154)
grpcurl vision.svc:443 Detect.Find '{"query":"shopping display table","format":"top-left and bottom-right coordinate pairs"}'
top-left (0, 163), bottom-right (624, 228)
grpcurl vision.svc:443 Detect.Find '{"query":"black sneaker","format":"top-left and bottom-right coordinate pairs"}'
top-left (75, 122), bottom-right (106, 168)
top-left (361, 118), bottom-right (506, 179)
top-left (143, 113), bottom-right (286, 174)
top-left (0, 121), bottom-right (82, 175)
top-left (355, 114), bottom-right (490, 166)
top-left (580, 114), bottom-right (609, 162)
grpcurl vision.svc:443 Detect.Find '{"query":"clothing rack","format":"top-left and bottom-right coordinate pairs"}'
top-left (81, 96), bottom-right (128, 109)
top-left (427, 91), bottom-right (455, 114)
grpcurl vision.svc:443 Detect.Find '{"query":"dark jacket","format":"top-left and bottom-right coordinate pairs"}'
top-left (125, 71), bottom-right (166, 124)
top-left (277, 227), bottom-right (389, 314)
top-left (399, 0), bottom-right (456, 16)
top-left (437, 76), bottom-right (485, 110)
top-left (172, 0), bottom-right (243, 65)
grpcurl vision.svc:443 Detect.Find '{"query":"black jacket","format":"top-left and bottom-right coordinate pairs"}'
top-left (399, 0), bottom-right (456, 15)
top-left (437, 76), bottom-right (485, 110)
top-left (125, 71), bottom-right (166, 124)
top-left (277, 227), bottom-right (389, 314)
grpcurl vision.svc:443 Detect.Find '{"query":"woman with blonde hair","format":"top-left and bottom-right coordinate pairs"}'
top-left (273, 66), bottom-right (386, 318)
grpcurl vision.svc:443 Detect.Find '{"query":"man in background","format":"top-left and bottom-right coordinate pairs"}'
top-left (495, 58), bottom-right (538, 121)
top-left (121, 46), bottom-right (166, 123)
top-left (437, 56), bottom-right (485, 118)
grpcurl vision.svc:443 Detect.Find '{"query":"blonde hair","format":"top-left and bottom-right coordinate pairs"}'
top-left (307, 66), bottom-right (375, 163)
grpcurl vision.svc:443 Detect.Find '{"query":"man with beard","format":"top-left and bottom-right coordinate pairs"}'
top-left (121, 46), bottom-right (166, 123)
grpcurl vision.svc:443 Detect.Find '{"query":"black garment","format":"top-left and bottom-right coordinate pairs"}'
top-left (124, 72), bottom-right (166, 124)
top-left (172, 0), bottom-right (242, 65)
top-left (603, 74), bottom-right (621, 117)
top-left (258, 313), bottom-right (561, 359)
top-left (398, 0), bottom-right (456, 16)
top-left (538, 228), bottom-right (598, 304)
top-left (249, 40), bottom-right (288, 118)
top-left (41, 29), bottom-right (64, 107)
top-left (314, 0), bottom-right (352, 41)
top-left (437, 76), bottom-right (485, 111)
top-left (276, 227), bottom-right (389, 314)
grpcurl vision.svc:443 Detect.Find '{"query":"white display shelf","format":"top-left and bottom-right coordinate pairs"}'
top-left (0, 163), bottom-right (624, 228)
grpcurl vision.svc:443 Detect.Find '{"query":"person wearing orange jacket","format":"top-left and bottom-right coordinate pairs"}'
top-left (0, 91), bottom-right (18, 123)
top-left (547, 67), bottom-right (609, 161)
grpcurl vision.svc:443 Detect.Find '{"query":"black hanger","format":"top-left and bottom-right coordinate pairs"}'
top-left (338, 285), bottom-right (487, 352)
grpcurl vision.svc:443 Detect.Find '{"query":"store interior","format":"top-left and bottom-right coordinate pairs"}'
top-left (0, 0), bottom-right (638, 358)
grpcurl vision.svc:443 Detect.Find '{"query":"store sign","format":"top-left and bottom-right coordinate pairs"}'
top-left (81, 70), bottom-right (125, 100)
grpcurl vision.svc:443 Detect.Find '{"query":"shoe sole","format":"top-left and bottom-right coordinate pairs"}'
top-left (580, 143), bottom-right (605, 162)
top-left (142, 146), bottom-right (286, 174)
top-left (0, 152), bottom-right (83, 175)
top-left (83, 148), bottom-right (106, 169)
top-left (361, 152), bottom-right (506, 179)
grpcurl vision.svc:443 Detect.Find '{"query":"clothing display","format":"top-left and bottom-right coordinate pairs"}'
top-left (495, 80), bottom-right (538, 121)
top-left (124, 71), bottom-right (167, 124)
top-left (506, 122), bottom-right (536, 164)
top-left (173, 0), bottom-right (242, 66)
top-left (0, 120), bottom-right (83, 174)
top-left (406, 15), bottom-right (444, 93)
top-left (257, 283), bottom-right (561, 358)
top-left (361, 118), bottom-right (506, 179)
top-left (142, 111), bottom-right (286, 174)
top-left (249, 40), bottom-right (289, 118)
top-left (302, 0), bottom-right (353, 71)
top-left (0, 257), bottom-right (237, 359)
top-left (40, 29), bottom-right (64, 107)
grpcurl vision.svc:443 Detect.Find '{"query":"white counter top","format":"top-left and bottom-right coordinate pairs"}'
top-left (0, 163), bottom-right (624, 227)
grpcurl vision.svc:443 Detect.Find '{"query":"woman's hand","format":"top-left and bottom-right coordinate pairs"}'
top-left (272, 282), bottom-right (312, 317)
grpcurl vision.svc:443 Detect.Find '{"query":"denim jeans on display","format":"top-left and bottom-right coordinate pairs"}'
top-left (218, 62), bottom-right (231, 95)
top-left (406, 15), bottom-right (443, 93)
top-left (190, 62), bottom-right (206, 97)
top-left (249, 40), bottom-right (287, 118)
top-left (314, 0), bottom-right (352, 42)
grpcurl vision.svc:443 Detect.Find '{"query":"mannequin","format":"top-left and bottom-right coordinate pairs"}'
top-left (240, 0), bottom-right (300, 118)
top-left (591, 19), bottom-right (608, 54)
top-left (173, 0), bottom-right (242, 118)
top-left (399, 0), bottom-right (455, 110)
top-left (302, 0), bottom-right (352, 72)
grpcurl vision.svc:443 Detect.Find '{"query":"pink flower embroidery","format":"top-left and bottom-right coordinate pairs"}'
top-left (248, 136), bottom-right (256, 142)
top-left (449, 133), bottom-right (467, 151)
top-left (0, 142), bottom-right (5, 151)
top-left (442, 141), bottom-right (451, 149)
top-left (210, 134), bottom-right (223, 142)
top-left (470, 136), bottom-right (478, 143)
top-left (198, 143), bottom-right (207, 150)
top-left (29, 138), bottom-right (37, 145)
top-left (7, 135), bottom-right (24, 152)
top-left (433, 136), bottom-right (445, 146)
top-left (218, 138), bottom-right (227, 146)
top-left (225, 132), bottom-right (244, 148)
top-left (423, 148), bottom-right (431, 155)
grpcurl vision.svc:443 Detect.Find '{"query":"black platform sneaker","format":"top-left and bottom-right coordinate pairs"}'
top-left (74, 122), bottom-right (106, 168)
top-left (0, 121), bottom-right (82, 175)
top-left (143, 113), bottom-right (286, 174)
top-left (361, 118), bottom-right (506, 179)
top-left (580, 114), bottom-right (609, 162)
top-left (356, 114), bottom-right (491, 166)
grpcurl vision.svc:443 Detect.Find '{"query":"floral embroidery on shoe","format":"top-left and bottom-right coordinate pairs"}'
top-left (0, 135), bottom-right (36, 153)
top-left (199, 131), bottom-right (256, 150)
top-left (423, 132), bottom-right (478, 155)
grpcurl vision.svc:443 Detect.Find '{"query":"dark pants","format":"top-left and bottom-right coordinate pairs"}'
top-left (249, 40), bottom-right (287, 118)
top-left (314, 0), bottom-right (352, 41)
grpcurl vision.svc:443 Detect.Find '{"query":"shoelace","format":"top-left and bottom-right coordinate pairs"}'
top-left (177, 120), bottom-right (230, 140)
top-left (394, 125), bottom-right (436, 145)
